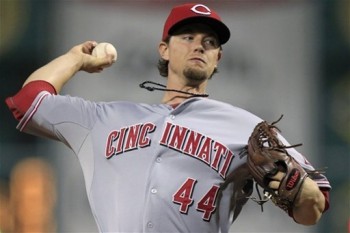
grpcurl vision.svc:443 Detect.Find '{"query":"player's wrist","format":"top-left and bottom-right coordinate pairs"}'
top-left (63, 51), bottom-right (84, 73)
top-left (293, 177), bottom-right (325, 209)
top-left (291, 178), bottom-right (325, 225)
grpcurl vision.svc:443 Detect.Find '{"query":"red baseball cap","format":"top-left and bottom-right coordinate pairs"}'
top-left (162, 3), bottom-right (230, 44)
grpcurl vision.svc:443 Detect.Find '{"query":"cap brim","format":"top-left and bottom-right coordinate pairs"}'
top-left (168, 16), bottom-right (230, 45)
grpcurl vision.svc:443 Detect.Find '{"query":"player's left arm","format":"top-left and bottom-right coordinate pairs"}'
top-left (246, 118), bottom-right (330, 225)
top-left (269, 172), bottom-right (329, 225)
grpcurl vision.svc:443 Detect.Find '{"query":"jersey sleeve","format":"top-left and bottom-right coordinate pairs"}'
top-left (6, 81), bottom-right (98, 154)
top-left (5, 80), bottom-right (57, 121)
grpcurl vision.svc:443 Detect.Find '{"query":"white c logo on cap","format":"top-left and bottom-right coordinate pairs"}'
top-left (190, 4), bottom-right (211, 15)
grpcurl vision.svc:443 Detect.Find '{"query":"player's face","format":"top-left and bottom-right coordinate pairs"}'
top-left (160, 24), bottom-right (222, 85)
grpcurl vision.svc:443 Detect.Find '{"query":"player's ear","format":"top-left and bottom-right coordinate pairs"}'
top-left (159, 41), bottom-right (169, 61)
top-left (217, 50), bottom-right (222, 62)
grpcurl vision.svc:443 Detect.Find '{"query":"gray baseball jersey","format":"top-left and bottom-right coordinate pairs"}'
top-left (17, 91), bottom-right (330, 233)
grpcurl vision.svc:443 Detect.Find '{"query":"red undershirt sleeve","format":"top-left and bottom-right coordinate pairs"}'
top-left (5, 80), bottom-right (57, 121)
top-left (320, 189), bottom-right (330, 212)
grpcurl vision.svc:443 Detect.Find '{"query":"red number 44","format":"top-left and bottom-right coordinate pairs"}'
top-left (172, 178), bottom-right (220, 221)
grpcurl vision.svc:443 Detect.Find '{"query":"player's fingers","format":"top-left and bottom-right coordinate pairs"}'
top-left (82, 55), bottom-right (114, 73)
top-left (95, 54), bottom-right (115, 67)
top-left (82, 41), bottom-right (98, 54)
top-left (270, 171), bottom-right (285, 181)
top-left (268, 180), bottom-right (280, 190)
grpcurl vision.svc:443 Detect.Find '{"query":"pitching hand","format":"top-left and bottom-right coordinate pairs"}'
top-left (69, 41), bottom-right (115, 73)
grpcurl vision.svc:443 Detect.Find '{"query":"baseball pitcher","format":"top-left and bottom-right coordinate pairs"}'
top-left (5, 3), bottom-right (331, 233)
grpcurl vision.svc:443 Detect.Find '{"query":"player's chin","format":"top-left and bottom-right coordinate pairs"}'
top-left (183, 67), bottom-right (210, 83)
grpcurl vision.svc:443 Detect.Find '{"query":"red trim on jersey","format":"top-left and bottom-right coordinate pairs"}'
top-left (5, 80), bottom-right (57, 121)
top-left (321, 189), bottom-right (330, 212)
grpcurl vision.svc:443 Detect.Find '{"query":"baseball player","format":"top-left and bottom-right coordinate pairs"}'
top-left (6, 3), bottom-right (330, 233)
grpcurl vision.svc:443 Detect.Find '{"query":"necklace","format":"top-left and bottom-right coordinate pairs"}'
top-left (139, 81), bottom-right (209, 98)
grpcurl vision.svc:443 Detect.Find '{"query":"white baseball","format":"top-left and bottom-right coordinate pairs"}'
top-left (92, 42), bottom-right (118, 62)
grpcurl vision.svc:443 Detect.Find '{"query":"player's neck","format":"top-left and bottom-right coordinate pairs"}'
top-left (162, 76), bottom-right (208, 105)
top-left (162, 93), bottom-right (191, 106)
top-left (161, 86), bottom-right (207, 105)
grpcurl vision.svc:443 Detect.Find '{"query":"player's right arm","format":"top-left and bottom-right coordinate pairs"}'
top-left (23, 41), bottom-right (114, 92)
top-left (6, 41), bottom-right (114, 121)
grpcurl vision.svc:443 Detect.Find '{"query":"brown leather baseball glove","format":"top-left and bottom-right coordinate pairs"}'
top-left (247, 116), bottom-right (308, 213)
